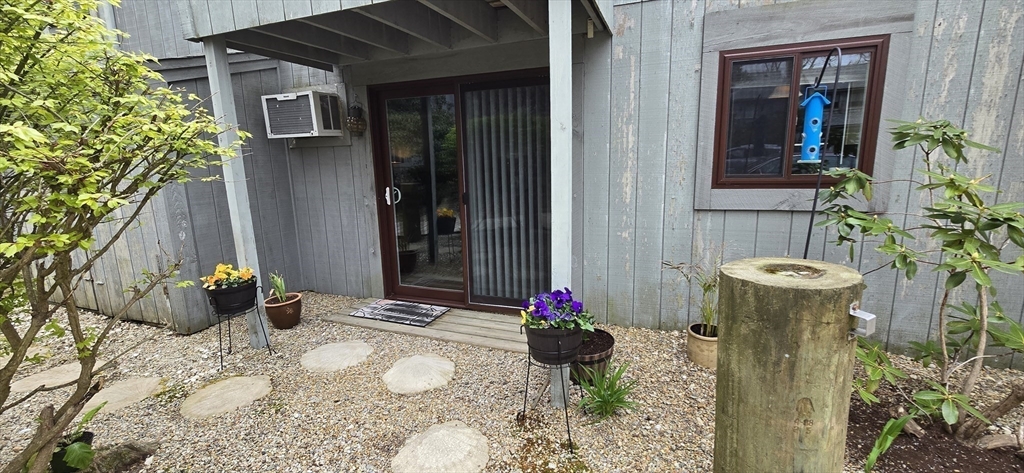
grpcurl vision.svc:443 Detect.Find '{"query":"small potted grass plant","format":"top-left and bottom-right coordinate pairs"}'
top-left (521, 288), bottom-right (594, 365)
top-left (264, 272), bottom-right (301, 329)
top-left (665, 249), bottom-right (722, 370)
top-left (200, 263), bottom-right (258, 315)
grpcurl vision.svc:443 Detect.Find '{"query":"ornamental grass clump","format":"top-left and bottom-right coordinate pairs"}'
top-left (520, 288), bottom-right (594, 332)
top-left (578, 360), bottom-right (638, 421)
top-left (200, 263), bottom-right (256, 289)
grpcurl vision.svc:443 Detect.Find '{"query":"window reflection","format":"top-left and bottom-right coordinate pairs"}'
top-left (792, 52), bottom-right (872, 174)
top-left (725, 58), bottom-right (793, 177)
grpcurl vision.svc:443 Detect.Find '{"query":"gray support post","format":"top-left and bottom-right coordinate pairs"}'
top-left (549, 364), bottom-right (571, 409)
top-left (714, 258), bottom-right (863, 473)
top-left (203, 35), bottom-right (270, 349)
top-left (548, 0), bottom-right (573, 408)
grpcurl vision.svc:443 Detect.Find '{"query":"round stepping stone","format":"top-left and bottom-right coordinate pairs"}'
top-left (383, 354), bottom-right (454, 395)
top-left (10, 360), bottom-right (106, 393)
top-left (85, 377), bottom-right (163, 414)
top-left (392, 421), bottom-right (489, 473)
top-left (179, 375), bottom-right (272, 419)
top-left (300, 341), bottom-right (372, 373)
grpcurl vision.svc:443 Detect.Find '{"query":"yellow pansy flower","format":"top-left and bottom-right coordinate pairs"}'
top-left (239, 267), bottom-right (253, 280)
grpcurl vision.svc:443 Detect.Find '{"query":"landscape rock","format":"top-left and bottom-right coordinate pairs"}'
top-left (300, 341), bottom-right (372, 372)
top-left (179, 375), bottom-right (272, 419)
top-left (382, 354), bottom-right (454, 395)
top-left (391, 421), bottom-right (488, 473)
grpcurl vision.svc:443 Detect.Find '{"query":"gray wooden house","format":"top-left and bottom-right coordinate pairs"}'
top-left (81, 0), bottom-right (1024, 361)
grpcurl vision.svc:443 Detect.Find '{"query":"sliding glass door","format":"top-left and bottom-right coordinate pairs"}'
top-left (372, 72), bottom-right (550, 308)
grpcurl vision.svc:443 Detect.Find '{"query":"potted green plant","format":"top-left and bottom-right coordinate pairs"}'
top-left (200, 263), bottom-right (258, 315)
top-left (436, 207), bottom-right (457, 235)
top-left (264, 272), bottom-right (301, 329)
top-left (50, 402), bottom-right (106, 473)
top-left (520, 288), bottom-right (594, 365)
top-left (665, 250), bottom-right (722, 370)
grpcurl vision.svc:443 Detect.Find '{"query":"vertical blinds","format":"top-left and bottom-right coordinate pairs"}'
top-left (463, 84), bottom-right (551, 303)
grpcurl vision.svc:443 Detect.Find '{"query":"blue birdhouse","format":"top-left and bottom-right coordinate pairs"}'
top-left (799, 87), bottom-right (831, 164)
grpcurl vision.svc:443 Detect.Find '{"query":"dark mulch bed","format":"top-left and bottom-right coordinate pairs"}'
top-left (846, 386), bottom-right (1024, 472)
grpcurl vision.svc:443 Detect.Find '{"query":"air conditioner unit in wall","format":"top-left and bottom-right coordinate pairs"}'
top-left (261, 91), bottom-right (345, 139)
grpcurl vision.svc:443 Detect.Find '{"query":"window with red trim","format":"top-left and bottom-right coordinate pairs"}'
top-left (713, 36), bottom-right (888, 188)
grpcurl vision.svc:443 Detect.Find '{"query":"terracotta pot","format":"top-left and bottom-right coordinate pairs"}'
top-left (524, 327), bottom-right (583, 365)
top-left (687, 323), bottom-right (718, 370)
top-left (571, 328), bottom-right (615, 385)
top-left (205, 279), bottom-right (258, 315)
top-left (264, 292), bottom-right (302, 329)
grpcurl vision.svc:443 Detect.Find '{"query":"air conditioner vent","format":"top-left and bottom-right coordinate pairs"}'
top-left (261, 91), bottom-right (345, 139)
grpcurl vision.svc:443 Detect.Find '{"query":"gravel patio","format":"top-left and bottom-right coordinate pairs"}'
top-left (3, 292), bottom-right (1022, 472)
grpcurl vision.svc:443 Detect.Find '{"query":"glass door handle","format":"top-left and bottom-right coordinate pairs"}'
top-left (383, 187), bottom-right (402, 205)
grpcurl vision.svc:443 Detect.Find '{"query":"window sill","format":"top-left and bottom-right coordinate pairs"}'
top-left (696, 187), bottom-right (885, 213)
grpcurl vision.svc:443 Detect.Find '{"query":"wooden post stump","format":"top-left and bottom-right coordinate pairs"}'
top-left (714, 258), bottom-right (863, 473)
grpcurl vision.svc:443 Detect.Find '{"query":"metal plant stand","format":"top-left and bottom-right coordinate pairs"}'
top-left (208, 285), bottom-right (274, 370)
top-left (519, 330), bottom-right (582, 451)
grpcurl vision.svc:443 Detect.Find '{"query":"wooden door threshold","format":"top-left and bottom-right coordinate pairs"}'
top-left (325, 298), bottom-right (527, 354)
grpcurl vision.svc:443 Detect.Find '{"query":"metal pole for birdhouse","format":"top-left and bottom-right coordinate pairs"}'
top-left (802, 48), bottom-right (842, 259)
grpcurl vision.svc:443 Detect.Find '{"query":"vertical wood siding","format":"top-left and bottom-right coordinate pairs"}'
top-left (76, 68), bottom-right (301, 333)
top-left (286, 144), bottom-right (380, 297)
top-left (278, 65), bottom-right (382, 298)
top-left (112, 0), bottom-right (203, 58)
top-left (578, 0), bottom-right (1024, 363)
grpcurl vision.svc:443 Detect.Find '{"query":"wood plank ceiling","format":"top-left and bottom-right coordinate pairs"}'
top-left (220, 0), bottom-right (553, 71)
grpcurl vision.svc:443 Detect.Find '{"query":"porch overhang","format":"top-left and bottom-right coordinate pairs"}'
top-left (177, 0), bottom-right (613, 71)
top-left (188, 0), bottom-right (611, 314)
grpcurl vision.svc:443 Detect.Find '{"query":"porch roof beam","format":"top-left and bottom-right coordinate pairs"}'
top-left (253, 23), bottom-right (370, 61)
top-left (301, 12), bottom-right (410, 55)
top-left (354, 0), bottom-right (452, 49)
top-left (416, 0), bottom-right (498, 43)
top-left (224, 30), bottom-right (343, 66)
top-left (502, 0), bottom-right (547, 35)
top-left (222, 40), bottom-right (335, 71)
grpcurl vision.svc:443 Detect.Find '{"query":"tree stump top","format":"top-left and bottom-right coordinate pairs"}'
top-left (720, 257), bottom-right (862, 290)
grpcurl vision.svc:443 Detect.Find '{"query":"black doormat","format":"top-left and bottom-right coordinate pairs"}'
top-left (349, 299), bottom-right (450, 327)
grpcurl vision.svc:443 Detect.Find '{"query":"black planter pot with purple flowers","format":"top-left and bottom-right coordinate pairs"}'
top-left (524, 326), bottom-right (583, 365)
